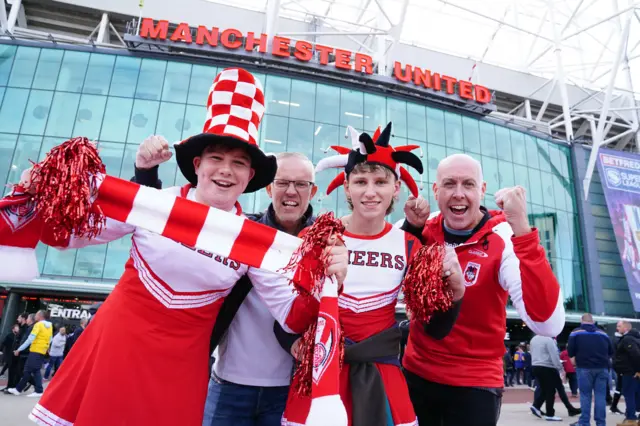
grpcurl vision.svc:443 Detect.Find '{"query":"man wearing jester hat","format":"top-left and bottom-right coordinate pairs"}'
top-left (0, 68), bottom-right (349, 426)
top-left (280, 122), bottom-right (466, 426)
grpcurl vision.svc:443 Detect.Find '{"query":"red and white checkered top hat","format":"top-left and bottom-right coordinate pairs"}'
top-left (175, 67), bottom-right (276, 193)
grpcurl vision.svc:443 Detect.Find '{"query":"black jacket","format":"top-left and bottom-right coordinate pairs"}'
top-left (17, 324), bottom-right (32, 358)
top-left (1, 332), bottom-right (18, 364)
top-left (614, 329), bottom-right (640, 375)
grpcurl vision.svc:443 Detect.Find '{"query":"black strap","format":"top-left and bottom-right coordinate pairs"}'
top-left (209, 275), bottom-right (253, 354)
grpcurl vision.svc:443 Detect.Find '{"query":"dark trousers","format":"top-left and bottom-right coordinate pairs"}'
top-left (516, 368), bottom-right (524, 384)
top-left (504, 368), bottom-right (515, 387)
top-left (612, 373), bottom-right (623, 410)
top-left (621, 374), bottom-right (640, 420)
top-left (8, 356), bottom-right (28, 388)
top-left (524, 368), bottom-right (533, 387)
top-left (566, 372), bottom-right (578, 396)
top-left (532, 366), bottom-right (558, 417)
top-left (16, 353), bottom-right (45, 394)
top-left (533, 369), bottom-right (577, 412)
top-left (405, 369), bottom-right (502, 426)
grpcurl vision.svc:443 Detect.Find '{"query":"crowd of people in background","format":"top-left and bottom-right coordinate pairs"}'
top-left (0, 313), bottom-right (91, 396)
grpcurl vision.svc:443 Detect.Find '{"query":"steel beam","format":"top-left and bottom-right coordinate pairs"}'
top-left (265, 0), bottom-right (281, 37)
top-left (563, 4), bottom-right (636, 41)
top-left (384, 0), bottom-right (409, 75)
top-left (0, 0), bottom-right (8, 32)
top-left (96, 12), bottom-right (109, 45)
top-left (536, 79), bottom-right (557, 121)
top-left (6, 0), bottom-right (21, 32)
top-left (548, 0), bottom-right (574, 141)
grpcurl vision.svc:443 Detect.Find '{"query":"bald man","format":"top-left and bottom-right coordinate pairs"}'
top-left (612, 320), bottom-right (640, 424)
top-left (401, 154), bottom-right (565, 426)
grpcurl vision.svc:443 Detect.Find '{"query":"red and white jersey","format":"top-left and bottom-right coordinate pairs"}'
top-left (340, 222), bottom-right (421, 342)
top-left (44, 185), bottom-right (311, 333)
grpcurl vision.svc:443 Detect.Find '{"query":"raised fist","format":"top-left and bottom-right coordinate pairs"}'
top-left (494, 186), bottom-right (531, 237)
top-left (135, 135), bottom-right (173, 170)
top-left (403, 195), bottom-right (430, 228)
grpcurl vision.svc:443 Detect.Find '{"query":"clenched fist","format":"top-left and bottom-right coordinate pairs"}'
top-left (136, 135), bottom-right (173, 170)
top-left (442, 245), bottom-right (464, 301)
top-left (404, 195), bottom-right (430, 228)
top-left (495, 186), bottom-right (531, 237)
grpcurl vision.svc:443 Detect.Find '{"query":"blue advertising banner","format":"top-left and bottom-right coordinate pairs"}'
top-left (597, 148), bottom-right (640, 311)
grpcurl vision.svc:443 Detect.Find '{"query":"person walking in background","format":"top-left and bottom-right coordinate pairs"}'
top-left (7, 310), bottom-right (53, 397)
top-left (524, 343), bottom-right (533, 388)
top-left (504, 347), bottom-right (515, 387)
top-left (15, 313), bottom-right (35, 392)
top-left (561, 346), bottom-right (578, 397)
top-left (44, 327), bottom-right (67, 380)
top-left (532, 342), bottom-right (581, 418)
top-left (568, 313), bottom-right (614, 426)
top-left (530, 334), bottom-right (565, 421)
top-left (64, 318), bottom-right (87, 357)
top-left (0, 323), bottom-right (19, 378)
top-left (514, 346), bottom-right (525, 385)
top-left (612, 320), bottom-right (640, 426)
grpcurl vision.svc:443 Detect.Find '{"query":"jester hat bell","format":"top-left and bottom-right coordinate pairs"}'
top-left (174, 68), bottom-right (277, 193)
top-left (315, 122), bottom-right (424, 197)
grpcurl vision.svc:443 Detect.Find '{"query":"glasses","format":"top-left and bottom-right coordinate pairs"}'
top-left (273, 179), bottom-right (315, 191)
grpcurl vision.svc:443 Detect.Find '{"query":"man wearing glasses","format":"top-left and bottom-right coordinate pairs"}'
top-left (133, 139), bottom-right (317, 426)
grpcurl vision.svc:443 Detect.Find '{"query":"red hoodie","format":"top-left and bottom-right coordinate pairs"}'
top-left (560, 350), bottom-right (576, 373)
top-left (403, 210), bottom-right (565, 388)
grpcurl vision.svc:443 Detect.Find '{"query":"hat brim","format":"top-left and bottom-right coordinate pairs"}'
top-left (175, 133), bottom-right (277, 193)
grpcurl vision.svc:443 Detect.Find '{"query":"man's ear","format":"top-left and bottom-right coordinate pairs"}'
top-left (266, 184), bottom-right (273, 199)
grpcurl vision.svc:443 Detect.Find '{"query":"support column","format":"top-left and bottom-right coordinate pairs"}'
top-left (0, 292), bottom-right (20, 339)
top-left (96, 12), bottom-right (110, 45)
top-left (0, 0), bottom-right (7, 33)
top-left (6, 0), bottom-right (21, 32)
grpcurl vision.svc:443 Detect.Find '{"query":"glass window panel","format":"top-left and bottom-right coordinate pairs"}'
top-left (498, 162), bottom-right (515, 188)
top-left (444, 112), bottom-right (463, 149)
top-left (45, 92), bottom-right (81, 138)
top-left (510, 130), bottom-right (527, 165)
top-left (8, 47), bottom-right (40, 88)
top-left (289, 80), bottom-right (316, 121)
top-left (135, 59), bottom-right (167, 100)
top-left (312, 124), bottom-right (340, 164)
top-left (541, 172), bottom-right (556, 209)
top-left (265, 75), bottom-right (291, 117)
top-left (462, 116), bottom-right (480, 154)
top-left (118, 143), bottom-right (138, 181)
top-left (482, 156), bottom-right (500, 195)
top-left (97, 141), bottom-right (125, 178)
top-left (35, 243), bottom-right (47, 273)
top-left (0, 87), bottom-right (4, 105)
top-left (528, 168), bottom-right (544, 206)
top-left (484, 193), bottom-right (498, 210)
top-left (287, 118), bottom-right (314, 161)
top-left (312, 169), bottom-right (339, 216)
top-left (315, 84), bottom-right (340, 125)
top-left (38, 137), bottom-right (66, 161)
top-left (103, 239), bottom-right (131, 279)
top-left (559, 145), bottom-right (571, 178)
top-left (43, 248), bottom-right (77, 276)
top-left (555, 211), bottom-right (570, 259)
top-left (573, 261), bottom-right (586, 311)
top-left (387, 98), bottom-right (407, 138)
top-left (74, 94), bottom-right (107, 139)
top-left (340, 89), bottom-right (364, 129)
top-left (548, 143), bottom-right (563, 175)
top-left (494, 126), bottom-right (512, 162)
top-left (524, 135), bottom-right (540, 169)
top-left (565, 184), bottom-right (576, 214)
top-left (73, 244), bottom-right (107, 278)
top-left (515, 164), bottom-right (530, 194)
top-left (100, 97), bottom-right (133, 143)
top-left (0, 133), bottom-right (18, 188)
top-left (553, 176), bottom-right (568, 211)
top-left (537, 139), bottom-right (552, 172)
top-left (426, 107), bottom-right (445, 146)
top-left (479, 121), bottom-right (497, 158)
top-left (446, 147), bottom-right (463, 157)
top-left (407, 103), bottom-right (426, 142)
top-left (20, 90), bottom-right (54, 136)
top-left (158, 153), bottom-right (179, 188)
top-left (427, 144), bottom-right (446, 184)
top-left (0, 88), bottom-right (29, 133)
top-left (156, 102), bottom-right (186, 143)
top-left (238, 193), bottom-right (255, 213)
top-left (261, 115), bottom-right (288, 153)
top-left (161, 62), bottom-right (191, 103)
top-left (364, 93), bottom-right (386, 131)
top-left (82, 54), bottom-right (115, 95)
top-left (5, 135), bottom-right (42, 189)
top-left (0, 45), bottom-right (17, 86)
top-left (182, 105), bottom-right (206, 139)
top-left (187, 64), bottom-right (217, 106)
top-left (562, 259), bottom-right (575, 309)
top-left (56, 51), bottom-right (90, 93)
top-left (32, 49), bottom-right (64, 90)
top-left (109, 56), bottom-right (141, 98)
top-left (127, 100), bottom-right (160, 143)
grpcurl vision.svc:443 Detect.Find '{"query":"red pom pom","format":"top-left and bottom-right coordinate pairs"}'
top-left (31, 137), bottom-right (106, 242)
top-left (281, 212), bottom-right (345, 297)
top-left (402, 243), bottom-right (453, 323)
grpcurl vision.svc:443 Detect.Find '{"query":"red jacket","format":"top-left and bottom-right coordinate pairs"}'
top-left (403, 210), bottom-right (565, 388)
top-left (560, 349), bottom-right (576, 373)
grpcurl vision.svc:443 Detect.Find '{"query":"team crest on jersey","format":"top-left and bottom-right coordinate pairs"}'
top-left (312, 315), bottom-right (336, 385)
top-left (0, 199), bottom-right (38, 232)
top-left (464, 262), bottom-right (481, 286)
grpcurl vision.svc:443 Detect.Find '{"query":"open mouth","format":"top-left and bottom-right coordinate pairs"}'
top-left (212, 179), bottom-right (234, 189)
top-left (282, 200), bottom-right (299, 208)
top-left (362, 201), bottom-right (381, 208)
top-left (449, 205), bottom-right (468, 215)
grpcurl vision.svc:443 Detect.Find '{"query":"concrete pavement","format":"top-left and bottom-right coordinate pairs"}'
top-left (0, 382), bottom-right (631, 425)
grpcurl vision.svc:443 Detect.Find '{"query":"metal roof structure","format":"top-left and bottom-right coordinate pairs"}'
top-left (1, 0), bottom-right (639, 195)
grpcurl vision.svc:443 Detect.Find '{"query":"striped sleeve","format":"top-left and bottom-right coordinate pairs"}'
top-left (494, 222), bottom-right (565, 337)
